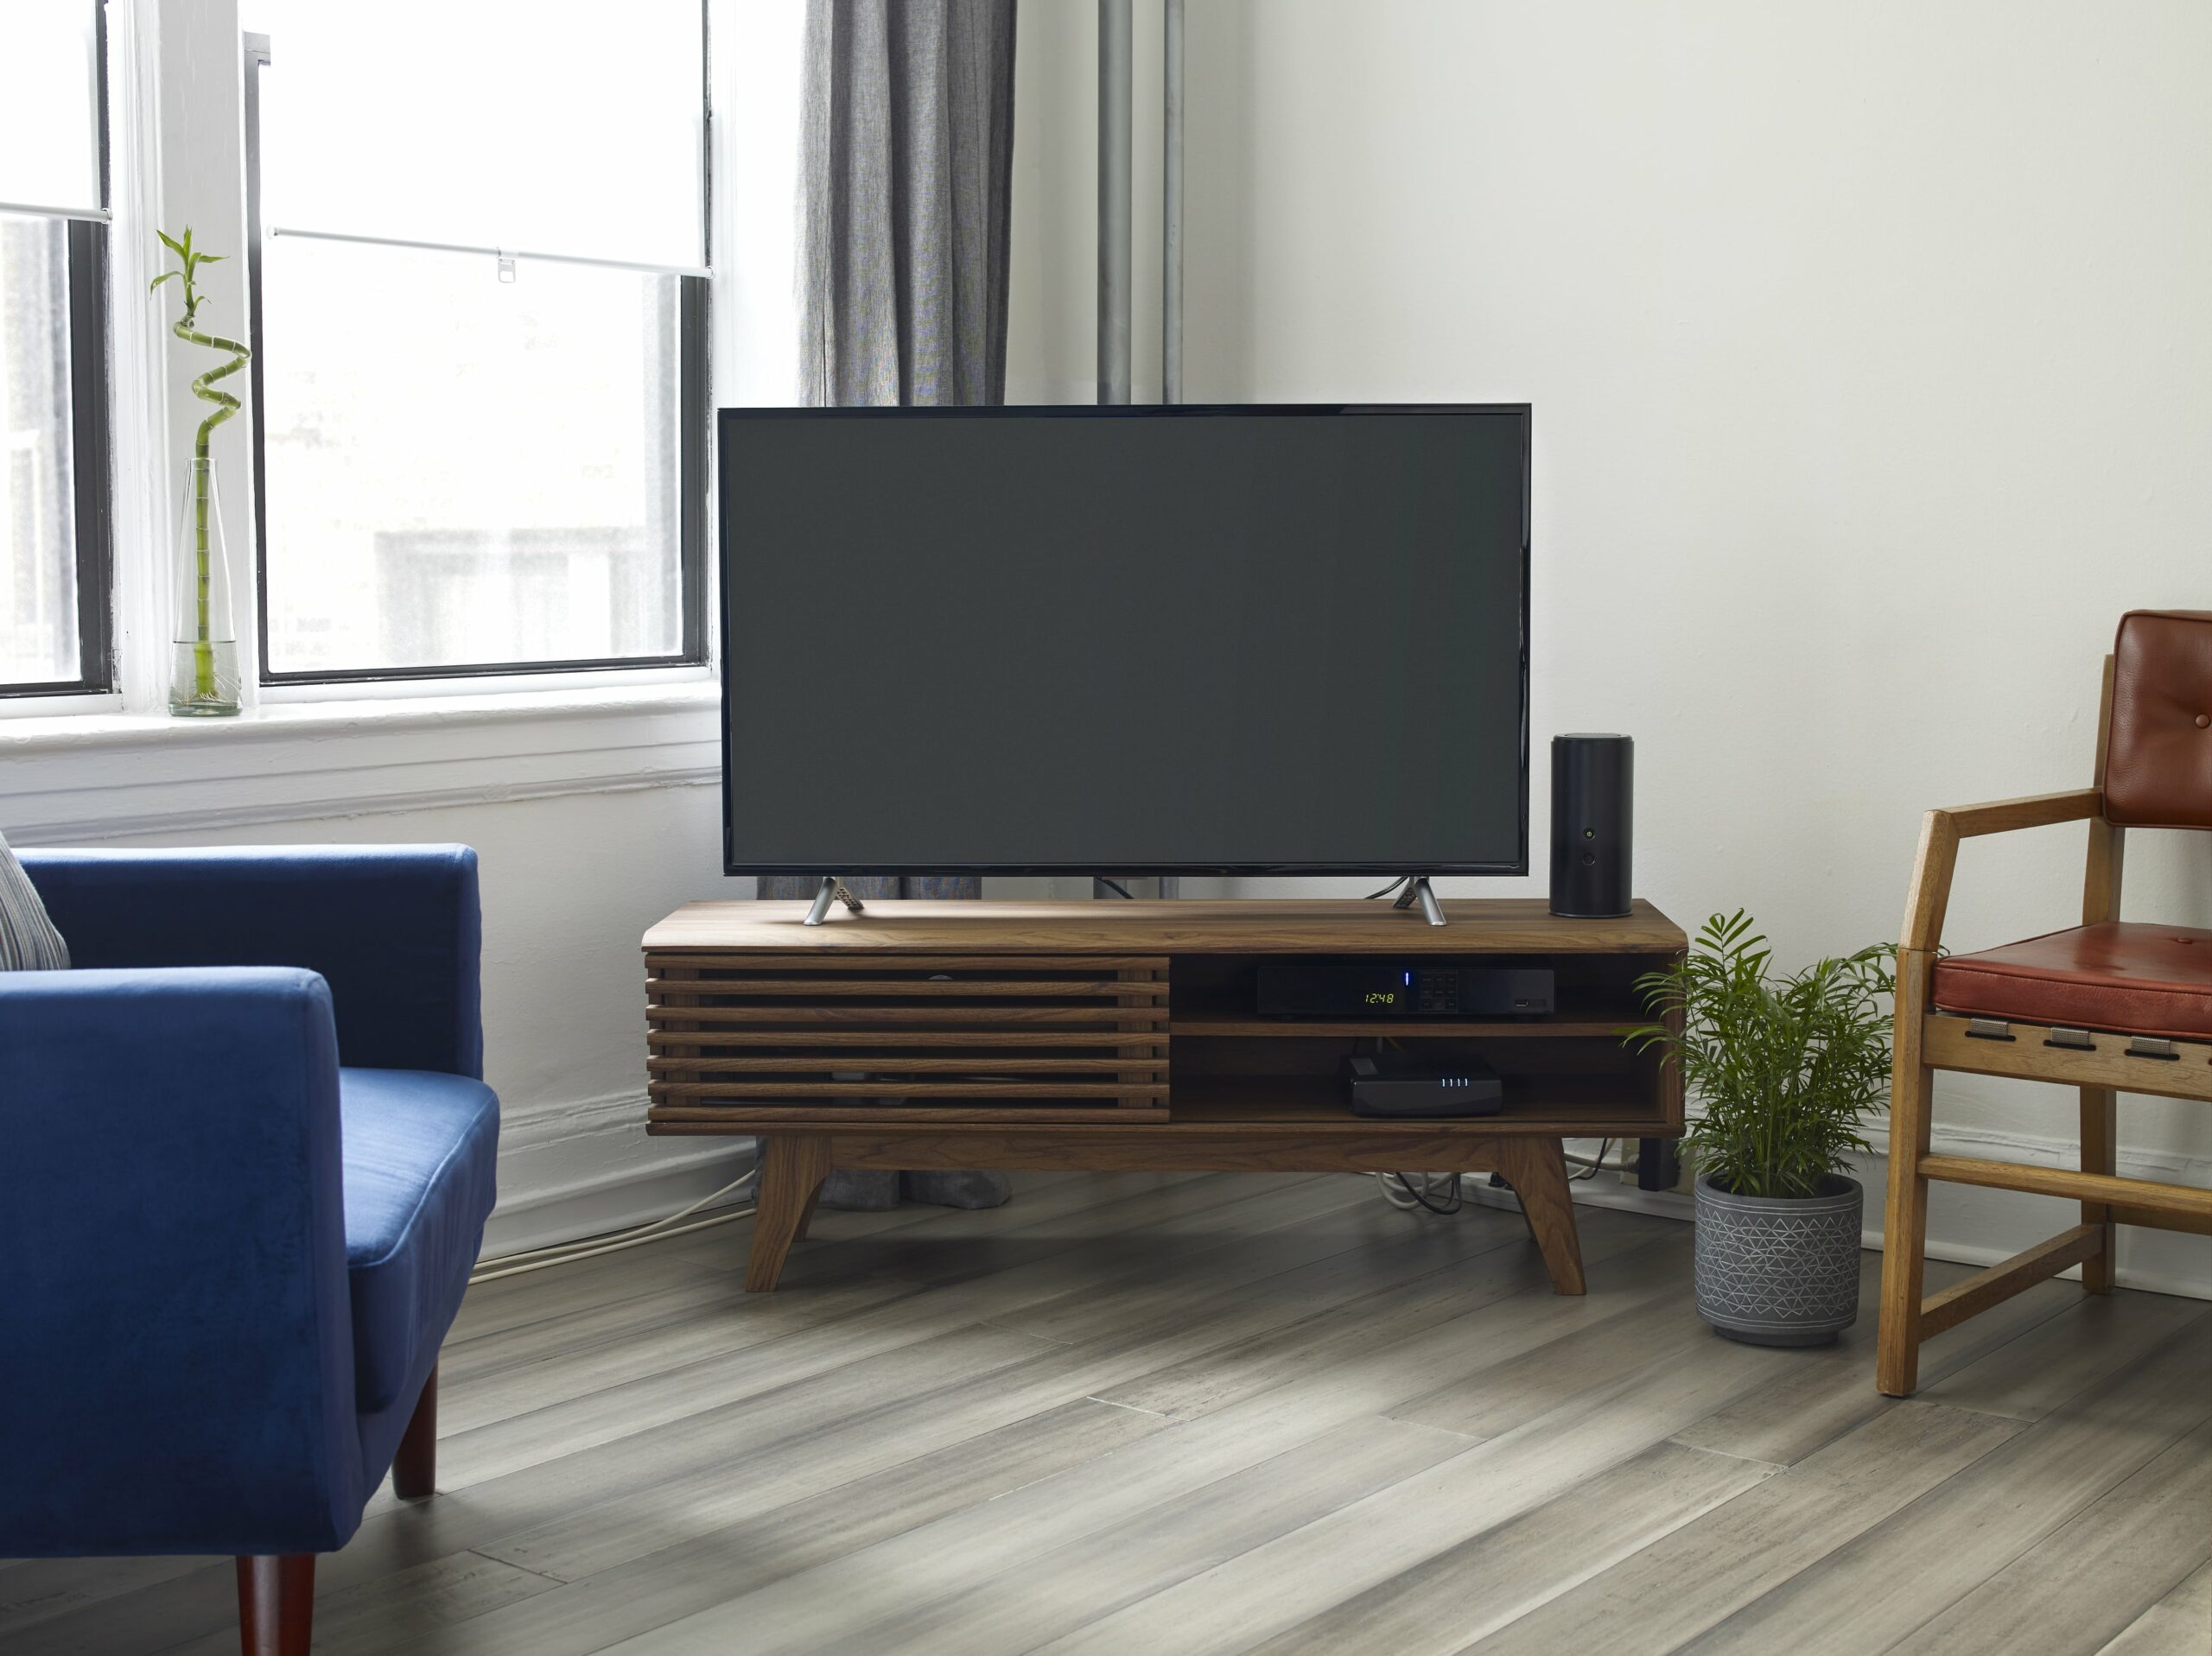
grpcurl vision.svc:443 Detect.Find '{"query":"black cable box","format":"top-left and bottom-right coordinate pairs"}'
top-left (1345, 1051), bottom-right (1504, 1118)
top-left (1257, 964), bottom-right (1554, 1018)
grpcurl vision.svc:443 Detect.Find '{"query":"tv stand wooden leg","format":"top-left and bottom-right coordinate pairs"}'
top-left (746, 1134), bottom-right (833, 1293)
top-left (1497, 1138), bottom-right (1586, 1295)
top-left (793, 1179), bottom-right (825, 1243)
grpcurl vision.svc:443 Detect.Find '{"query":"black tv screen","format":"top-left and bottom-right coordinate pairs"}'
top-left (717, 404), bottom-right (1529, 878)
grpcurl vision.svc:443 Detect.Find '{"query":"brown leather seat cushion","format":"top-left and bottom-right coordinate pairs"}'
top-left (1933, 921), bottom-right (2212, 1041)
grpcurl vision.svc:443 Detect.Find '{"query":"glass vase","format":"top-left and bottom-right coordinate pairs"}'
top-left (170, 458), bottom-right (241, 716)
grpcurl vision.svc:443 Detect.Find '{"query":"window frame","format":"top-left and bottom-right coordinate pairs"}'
top-left (239, 23), bottom-right (710, 689)
top-left (0, 0), bottom-right (115, 701)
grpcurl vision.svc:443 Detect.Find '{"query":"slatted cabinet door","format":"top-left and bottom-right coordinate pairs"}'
top-left (644, 953), bottom-right (1173, 1126)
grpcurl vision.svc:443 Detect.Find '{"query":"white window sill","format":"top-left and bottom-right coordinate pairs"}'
top-left (2, 675), bottom-right (723, 842)
top-left (1, 671), bottom-right (717, 750)
top-left (0, 690), bottom-right (125, 720)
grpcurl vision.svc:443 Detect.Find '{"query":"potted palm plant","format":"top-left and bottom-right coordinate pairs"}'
top-left (1625, 911), bottom-right (1892, 1345)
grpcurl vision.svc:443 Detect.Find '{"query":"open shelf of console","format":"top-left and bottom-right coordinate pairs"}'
top-left (1170, 1012), bottom-right (1636, 1039)
top-left (1167, 1072), bottom-right (1669, 1138)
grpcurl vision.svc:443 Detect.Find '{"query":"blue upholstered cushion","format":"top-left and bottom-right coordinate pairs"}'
top-left (26, 845), bottom-right (483, 1077)
top-left (340, 1069), bottom-right (499, 1412)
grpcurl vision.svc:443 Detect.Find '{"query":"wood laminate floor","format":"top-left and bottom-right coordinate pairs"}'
top-left (7, 1172), bottom-right (2209, 1655)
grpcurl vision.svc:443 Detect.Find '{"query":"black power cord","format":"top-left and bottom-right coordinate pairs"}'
top-left (1363, 876), bottom-right (1408, 900)
top-left (1385, 1171), bottom-right (1465, 1215)
top-left (1094, 877), bottom-right (1135, 899)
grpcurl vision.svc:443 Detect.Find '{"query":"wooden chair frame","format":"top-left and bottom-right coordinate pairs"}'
top-left (1877, 657), bottom-right (2212, 1398)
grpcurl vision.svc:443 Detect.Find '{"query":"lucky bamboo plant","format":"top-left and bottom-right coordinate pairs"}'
top-left (1623, 910), bottom-right (1893, 1199)
top-left (150, 227), bottom-right (250, 706)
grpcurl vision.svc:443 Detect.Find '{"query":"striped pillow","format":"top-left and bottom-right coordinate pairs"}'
top-left (0, 831), bottom-right (69, 970)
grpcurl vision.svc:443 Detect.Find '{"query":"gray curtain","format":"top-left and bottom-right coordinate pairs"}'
top-left (765, 0), bottom-right (1020, 1209)
top-left (798, 0), bottom-right (1017, 409)
top-left (767, 0), bottom-right (1018, 911)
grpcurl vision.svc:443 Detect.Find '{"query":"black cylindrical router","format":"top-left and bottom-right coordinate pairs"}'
top-left (1550, 734), bottom-right (1633, 917)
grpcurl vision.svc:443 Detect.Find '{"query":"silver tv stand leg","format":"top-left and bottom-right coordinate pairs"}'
top-left (804, 876), bottom-right (868, 927)
top-left (1392, 875), bottom-right (1448, 927)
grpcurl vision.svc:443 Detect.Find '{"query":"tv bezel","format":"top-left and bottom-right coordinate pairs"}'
top-left (715, 402), bottom-right (1533, 880)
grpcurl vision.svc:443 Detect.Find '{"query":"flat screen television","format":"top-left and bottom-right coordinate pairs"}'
top-left (716, 403), bottom-right (1530, 879)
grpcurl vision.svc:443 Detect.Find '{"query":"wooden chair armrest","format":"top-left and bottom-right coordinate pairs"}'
top-left (1900, 790), bottom-right (2105, 953)
top-left (1938, 788), bottom-right (2103, 838)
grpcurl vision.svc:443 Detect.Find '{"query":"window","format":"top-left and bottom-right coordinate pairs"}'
top-left (253, 238), bottom-right (699, 676)
top-left (1, 3), bottom-right (111, 697)
top-left (243, 3), bottom-right (709, 683)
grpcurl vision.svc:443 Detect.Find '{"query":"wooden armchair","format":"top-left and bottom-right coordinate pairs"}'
top-left (1878, 610), bottom-right (2212, 1397)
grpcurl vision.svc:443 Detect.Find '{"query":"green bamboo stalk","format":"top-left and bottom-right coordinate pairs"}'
top-left (151, 226), bottom-right (251, 703)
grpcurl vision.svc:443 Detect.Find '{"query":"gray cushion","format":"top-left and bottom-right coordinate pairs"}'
top-left (0, 831), bottom-right (69, 970)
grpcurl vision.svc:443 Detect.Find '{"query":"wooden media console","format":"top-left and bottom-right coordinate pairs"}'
top-left (640, 898), bottom-right (1686, 1295)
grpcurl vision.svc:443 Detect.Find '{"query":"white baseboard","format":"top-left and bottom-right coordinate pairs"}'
top-left (1854, 1120), bottom-right (2210, 1301)
top-left (1527, 1124), bottom-right (2209, 1301)
top-left (1860, 1117), bottom-right (2212, 1188)
top-left (482, 1088), bottom-right (757, 1259)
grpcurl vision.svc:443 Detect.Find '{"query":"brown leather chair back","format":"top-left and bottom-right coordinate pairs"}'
top-left (2103, 609), bottom-right (2212, 829)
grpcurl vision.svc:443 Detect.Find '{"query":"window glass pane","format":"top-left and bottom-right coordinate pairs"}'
top-left (0, 213), bottom-right (81, 688)
top-left (259, 238), bottom-right (686, 676)
top-left (0, 1), bottom-right (103, 217)
top-left (246, 0), bottom-right (705, 271)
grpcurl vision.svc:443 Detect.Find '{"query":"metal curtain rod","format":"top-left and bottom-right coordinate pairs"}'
top-left (0, 200), bottom-right (110, 224)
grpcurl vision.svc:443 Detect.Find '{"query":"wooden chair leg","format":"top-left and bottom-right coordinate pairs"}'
top-left (2080, 1084), bottom-right (2117, 1293)
top-left (392, 1363), bottom-right (437, 1500)
top-left (1495, 1138), bottom-right (1586, 1295)
top-left (1878, 955), bottom-right (1937, 1397)
top-left (745, 1133), bottom-right (834, 1292)
top-left (236, 1554), bottom-right (314, 1656)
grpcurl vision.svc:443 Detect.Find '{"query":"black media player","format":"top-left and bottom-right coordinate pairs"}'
top-left (1258, 964), bottom-right (1554, 1018)
top-left (1345, 1051), bottom-right (1504, 1118)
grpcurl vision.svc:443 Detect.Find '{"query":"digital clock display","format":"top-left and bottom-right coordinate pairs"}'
top-left (1363, 991), bottom-right (1396, 1006)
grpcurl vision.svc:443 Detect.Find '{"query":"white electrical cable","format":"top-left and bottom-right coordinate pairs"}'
top-left (486, 1166), bottom-right (759, 1266)
top-left (467, 1205), bottom-right (758, 1284)
top-left (1372, 1170), bottom-right (1459, 1211)
top-left (1372, 1148), bottom-right (1641, 1216)
top-left (1374, 1170), bottom-right (1422, 1210)
top-left (466, 1165), bottom-right (761, 1285)
top-left (1562, 1147), bottom-right (1638, 1172)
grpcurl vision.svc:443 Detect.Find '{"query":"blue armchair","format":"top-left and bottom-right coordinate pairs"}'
top-left (0, 845), bottom-right (499, 1655)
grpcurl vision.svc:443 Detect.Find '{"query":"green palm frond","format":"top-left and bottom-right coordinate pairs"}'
top-left (1622, 912), bottom-right (1892, 1199)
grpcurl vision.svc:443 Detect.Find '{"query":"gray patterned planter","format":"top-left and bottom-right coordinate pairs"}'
top-left (1694, 1174), bottom-right (1864, 1346)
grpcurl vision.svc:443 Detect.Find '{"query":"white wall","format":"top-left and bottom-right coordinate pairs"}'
top-left (1007, 0), bottom-right (2212, 1295)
